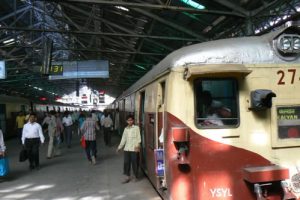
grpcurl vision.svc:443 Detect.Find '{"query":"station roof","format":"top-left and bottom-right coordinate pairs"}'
top-left (0, 0), bottom-right (300, 101)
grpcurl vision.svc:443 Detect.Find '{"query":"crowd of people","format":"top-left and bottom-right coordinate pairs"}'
top-left (1, 109), bottom-right (142, 184)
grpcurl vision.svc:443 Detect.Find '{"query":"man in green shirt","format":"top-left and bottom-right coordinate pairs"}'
top-left (116, 114), bottom-right (141, 183)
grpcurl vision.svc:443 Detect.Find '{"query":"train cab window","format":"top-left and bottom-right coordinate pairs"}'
top-left (194, 78), bottom-right (239, 128)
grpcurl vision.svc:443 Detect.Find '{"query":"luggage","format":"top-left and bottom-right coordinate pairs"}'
top-left (80, 136), bottom-right (86, 149)
top-left (19, 148), bottom-right (28, 162)
top-left (0, 156), bottom-right (9, 176)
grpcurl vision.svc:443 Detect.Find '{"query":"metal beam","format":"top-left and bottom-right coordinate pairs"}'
top-left (9, 7), bottom-right (30, 27)
top-left (251, 0), bottom-right (282, 16)
top-left (45, 0), bottom-right (245, 17)
top-left (0, 44), bottom-right (167, 56)
top-left (0, 5), bottom-right (29, 22)
top-left (213, 0), bottom-right (249, 16)
top-left (132, 7), bottom-right (207, 41)
top-left (61, 3), bottom-right (175, 51)
top-left (0, 26), bottom-right (199, 41)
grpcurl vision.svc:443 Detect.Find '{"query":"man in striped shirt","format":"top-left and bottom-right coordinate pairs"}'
top-left (81, 113), bottom-right (99, 165)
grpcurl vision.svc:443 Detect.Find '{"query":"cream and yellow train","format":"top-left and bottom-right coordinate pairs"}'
top-left (112, 25), bottom-right (300, 200)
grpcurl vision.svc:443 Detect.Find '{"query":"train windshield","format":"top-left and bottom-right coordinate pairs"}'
top-left (194, 78), bottom-right (239, 128)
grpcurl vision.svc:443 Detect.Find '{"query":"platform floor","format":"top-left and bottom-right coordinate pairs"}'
top-left (0, 131), bottom-right (162, 200)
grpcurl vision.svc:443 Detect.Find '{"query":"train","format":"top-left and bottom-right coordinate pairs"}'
top-left (109, 25), bottom-right (300, 199)
top-left (0, 95), bottom-right (78, 138)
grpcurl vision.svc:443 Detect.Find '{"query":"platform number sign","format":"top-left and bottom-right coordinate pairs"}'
top-left (50, 65), bottom-right (63, 75)
top-left (39, 64), bottom-right (63, 75)
top-left (155, 149), bottom-right (164, 176)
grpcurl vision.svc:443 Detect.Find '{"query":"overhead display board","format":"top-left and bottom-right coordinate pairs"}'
top-left (0, 61), bottom-right (6, 79)
top-left (49, 60), bottom-right (109, 80)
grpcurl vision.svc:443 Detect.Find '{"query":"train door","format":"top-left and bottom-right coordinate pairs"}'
top-left (156, 81), bottom-right (167, 189)
top-left (139, 91), bottom-right (147, 172)
top-left (157, 81), bottom-right (166, 147)
top-left (0, 104), bottom-right (6, 135)
top-left (119, 99), bottom-right (126, 130)
top-left (146, 81), bottom-right (167, 190)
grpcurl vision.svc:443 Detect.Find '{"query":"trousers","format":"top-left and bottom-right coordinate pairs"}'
top-left (123, 151), bottom-right (139, 178)
top-left (25, 138), bottom-right (40, 168)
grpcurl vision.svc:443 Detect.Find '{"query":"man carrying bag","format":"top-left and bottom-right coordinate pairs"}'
top-left (19, 147), bottom-right (28, 162)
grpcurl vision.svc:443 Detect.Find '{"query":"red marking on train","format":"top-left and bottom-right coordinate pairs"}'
top-left (163, 112), bottom-right (283, 200)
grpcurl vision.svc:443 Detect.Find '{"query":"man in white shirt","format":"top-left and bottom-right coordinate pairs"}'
top-left (0, 129), bottom-right (6, 156)
top-left (62, 111), bottom-right (73, 148)
top-left (22, 113), bottom-right (45, 170)
top-left (101, 112), bottom-right (113, 146)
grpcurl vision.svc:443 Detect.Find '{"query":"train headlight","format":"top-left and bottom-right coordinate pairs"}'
top-left (281, 38), bottom-right (291, 50)
top-left (277, 34), bottom-right (300, 53)
top-left (293, 38), bottom-right (300, 50)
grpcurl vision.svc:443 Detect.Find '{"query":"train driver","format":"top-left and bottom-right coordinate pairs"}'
top-left (198, 90), bottom-right (231, 126)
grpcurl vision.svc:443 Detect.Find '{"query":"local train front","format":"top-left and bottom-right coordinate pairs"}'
top-left (163, 64), bottom-right (300, 200)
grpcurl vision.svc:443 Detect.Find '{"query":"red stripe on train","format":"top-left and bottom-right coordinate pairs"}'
top-left (161, 112), bottom-right (283, 200)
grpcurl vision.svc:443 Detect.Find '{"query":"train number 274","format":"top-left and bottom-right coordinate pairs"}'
top-left (277, 69), bottom-right (297, 85)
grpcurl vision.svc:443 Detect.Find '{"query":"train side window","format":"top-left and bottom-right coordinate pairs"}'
top-left (160, 81), bottom-right (165, 105)
top-left (194, 78), bottom-right (239, 128)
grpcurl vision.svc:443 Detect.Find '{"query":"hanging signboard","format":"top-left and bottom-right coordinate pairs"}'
top-left (49, 60), bottom-right (109, 80)
top-left (0, 61), bottom-right (6, 79)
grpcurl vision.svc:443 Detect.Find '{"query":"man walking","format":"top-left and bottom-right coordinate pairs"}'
top-left (16, 111), bottom-right (25, 143)
top-left (81, 113), bottom-right (99, 165)
top-left (47, 110), bottom-right (57, 159)
top-left (101, 112), bottom-right (113, 146)
top-left (116, 115), bottom-right (141, 183)
top-left (62, 111), bottom-right (73, 148)
top-left (22, 113), bottom-right (45, 170)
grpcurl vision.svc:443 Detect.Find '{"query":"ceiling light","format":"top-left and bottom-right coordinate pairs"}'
top-left (3, 38), bottom-right (15, 44)
top-left (135, 64), bottom-right (146, 70)
top-left (115, 6), bottom-right (129, 12)
top-left (180, 0), bottom-right (205, 10)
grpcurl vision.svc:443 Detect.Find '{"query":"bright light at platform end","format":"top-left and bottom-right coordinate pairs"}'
top-left (58, 86), bottom-right (115, 111)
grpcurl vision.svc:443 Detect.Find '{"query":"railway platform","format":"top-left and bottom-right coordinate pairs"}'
top-left (0, 132), bottom-right (162, 200)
